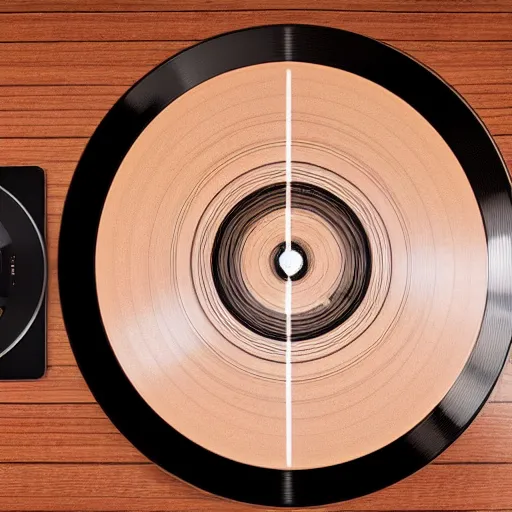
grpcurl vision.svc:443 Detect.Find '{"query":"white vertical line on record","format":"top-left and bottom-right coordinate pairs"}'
top-left (285, 68), bottom-right (293, 469)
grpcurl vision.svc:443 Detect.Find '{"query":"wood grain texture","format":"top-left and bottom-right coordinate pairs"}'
top-left (2, 0), bottom-right (512, 13)
top-left (1, 12), bottom-right (512, 42)
top-left (0, 2), bottom-right (511, 510)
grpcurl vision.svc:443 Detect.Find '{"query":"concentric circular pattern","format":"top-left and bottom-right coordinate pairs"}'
top-left (96, 61), bottom-right (487, 470)
top-left (59, 25), bottom-right (512, 507)
top-left (211, 181), bottom-right (372, 342)
top-left (193, 161), bottom-right (391, 369)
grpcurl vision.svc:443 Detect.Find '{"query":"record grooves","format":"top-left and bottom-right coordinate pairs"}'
top-left (211, 181), bottom-right (372, 342)
top-left (58, 25), bottom-right (512, 507)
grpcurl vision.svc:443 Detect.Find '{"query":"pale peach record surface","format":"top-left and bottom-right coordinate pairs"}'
top-left (95, 62), bottom-right (487, 470)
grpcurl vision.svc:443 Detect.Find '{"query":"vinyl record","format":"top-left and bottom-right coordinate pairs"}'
top-left (0, 186), bottom-right (46, 359)
top-left (59, 25), bottom-right (512, 507)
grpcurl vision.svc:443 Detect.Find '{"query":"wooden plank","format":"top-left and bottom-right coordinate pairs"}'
top-left (476, 108), bottom-right (512, 134)
top-left (48, 285), bottom-right (74, 367)
top-left (497, 134), bottom-right (512, 165)
top-left (0, 12), bottom-right (511, 43)
top-left (0, 42), bottom-right (177, 87)
top-left (458, 84), bottom-right (512, 108)
top-left (48, 318), bottom-right (76, 366)
top-left (438, 402), bottom-right (512, 462)
top-left (47, 330), bottom-right (76, 367)
top-left (0, 463), bottom-right (511, 510)
top-left (0, 432), bottom-right (145, 463)
top-left (0, 41), bottom-right (186, 86)
top-left (0, 402), bottom-right (511, 464)
top-left (0, 85), bottom-right (129, 110)
top-left (0, 404), bottom-right (107, 431)
top-left (0, 366), bottom-right (94, 403)
top-left (1, 41), bottom-right (512, 87)
top-left (0, 138), bottom-right (86, 164)
top-left (0, 404), bottom-right (144, 463)
top-left (2, 0), bottom-right (512, 13)
top-left (401, 41), bottom-right (512, 85)
top-left (0, 110), bottom-right (106, 137)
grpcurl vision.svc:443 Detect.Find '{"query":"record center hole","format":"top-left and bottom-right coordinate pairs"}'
top-left (278, 249), bottom-right (304, 278)
top-left (274, 242), bottom-right (308, 282)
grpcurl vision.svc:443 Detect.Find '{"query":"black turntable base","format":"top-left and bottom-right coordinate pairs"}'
top-left (0, 166), bottom-right (46, 380)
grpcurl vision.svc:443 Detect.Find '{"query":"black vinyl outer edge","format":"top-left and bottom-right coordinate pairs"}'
top-left (58, 25), bottom-right (512, 507)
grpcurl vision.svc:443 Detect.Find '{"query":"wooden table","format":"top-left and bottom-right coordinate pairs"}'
top-left (1, 1), bottom-right (512, 510)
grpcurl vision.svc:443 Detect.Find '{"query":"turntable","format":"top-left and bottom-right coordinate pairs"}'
top-left (0, 166), bottom-right (46, 380)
